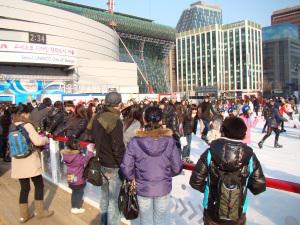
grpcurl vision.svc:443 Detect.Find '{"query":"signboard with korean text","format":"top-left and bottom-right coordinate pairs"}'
top-left (0, 41), bottom-right (76, 66)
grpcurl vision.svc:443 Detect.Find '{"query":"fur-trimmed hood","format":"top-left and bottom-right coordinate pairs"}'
top-left (61, 149), bottom-right (80, 164)
top-left (136, 128), bottom-right (173, 139)
top-left (133, 128), bottom-right (174, 157)
top-left (61, 149), bottom-right (80, 155)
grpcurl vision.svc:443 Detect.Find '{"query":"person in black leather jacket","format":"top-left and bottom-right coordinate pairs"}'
top-left (190, 116), bottom-right (266, 225)
top-left (55, 104), bottom-right (88, 141)
top-left (40, 101), bottom-right (64, 135)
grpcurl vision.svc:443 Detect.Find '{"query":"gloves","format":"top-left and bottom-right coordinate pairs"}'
top-left (87, 143), bottom-right (95, 153)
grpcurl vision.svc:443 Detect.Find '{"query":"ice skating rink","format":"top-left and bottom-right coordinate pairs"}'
top-left (168, 116), bottom-right (300, 225)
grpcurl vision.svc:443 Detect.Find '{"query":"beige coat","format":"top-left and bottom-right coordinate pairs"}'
top-left (11, 122), bottom-right (49, 179)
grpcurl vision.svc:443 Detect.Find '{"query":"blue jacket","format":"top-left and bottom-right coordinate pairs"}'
top-left (121, 128), bottom-right (182, 197)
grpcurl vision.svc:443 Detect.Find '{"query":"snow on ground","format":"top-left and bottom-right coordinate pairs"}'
top-left (168, 115), bottom-right (300, 225)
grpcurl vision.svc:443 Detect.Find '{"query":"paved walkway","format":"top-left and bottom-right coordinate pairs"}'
top-left (0, 162), bottom-right (100, 225)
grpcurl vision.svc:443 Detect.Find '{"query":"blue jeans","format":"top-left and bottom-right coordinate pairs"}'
top-left (71, 186), bottom-right (84, 209)
top-left (182, 134), bottom-right (192, 159)
top-left (202, 119), bottom-right (210, 137)
top-left (99, 167), bottom-right (122, 225)
top-left (137, 194), bottom-right (170, 225)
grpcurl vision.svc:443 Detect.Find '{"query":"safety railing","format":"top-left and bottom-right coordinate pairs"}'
top-left (183, 163), bottom-right (300, 194)
top-left (50, 135), bottom-right (300, 195)
top-left (43, 136), bottom-right (300, 225)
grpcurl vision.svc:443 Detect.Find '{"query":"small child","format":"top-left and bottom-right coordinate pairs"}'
top-left (240, 105), bottom-right (259, 145)
top-left (207, 115), bottom-right (223, 144)
top-left (61, 140), bottom-right (95, 214)
top-left (228, 106), bottom-right (238, 117)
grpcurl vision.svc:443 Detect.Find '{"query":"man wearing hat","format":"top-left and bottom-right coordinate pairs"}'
top-left (92, 92), bottom-right (125, 225)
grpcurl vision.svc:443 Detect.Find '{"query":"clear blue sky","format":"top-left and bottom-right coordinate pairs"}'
top-left (68, 0), bottom-right (300, 28)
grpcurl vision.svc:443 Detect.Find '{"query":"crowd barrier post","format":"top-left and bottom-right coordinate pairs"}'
top-left (49, 138), bottom-right (60, 184)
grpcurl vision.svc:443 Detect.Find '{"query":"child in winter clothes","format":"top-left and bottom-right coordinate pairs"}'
top-left (61, 141), bottom-right (95, 214)
top-left (207, 115), bottom-right (223, 144)
top-left (240, 105), bottom-right (259, 145)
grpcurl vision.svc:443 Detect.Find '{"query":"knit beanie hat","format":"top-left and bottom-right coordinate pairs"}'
top-left (105, 92), bottom-right (122, 107)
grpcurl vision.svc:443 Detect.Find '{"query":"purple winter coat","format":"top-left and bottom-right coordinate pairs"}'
top-left (121, 128), bottom-right (182, 197)
top-left (61, 149), bottom-right (94, 188)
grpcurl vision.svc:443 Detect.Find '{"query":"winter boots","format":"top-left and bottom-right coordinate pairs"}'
top-left (19, 204), bottom-right (33, 223)
top-left (258, 141), bottom-right (263, 149)
top-left (34, 200), bottom-right (54, 219)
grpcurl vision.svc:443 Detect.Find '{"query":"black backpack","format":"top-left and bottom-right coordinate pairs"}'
top-left (203, 150), bottom-right (253, 222)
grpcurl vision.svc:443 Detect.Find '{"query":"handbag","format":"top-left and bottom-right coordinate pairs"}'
top-left (118, 180), bottom-right (139, 220)
top-left (83, 156), bottom-right (108, 186)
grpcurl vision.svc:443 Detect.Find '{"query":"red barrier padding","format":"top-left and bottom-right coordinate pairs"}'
top-left (183, 162), bottom-right (300, 194)
top-left (48, 135), bottom-right (300, 195)
top-left (266, 178), bottom-right (300, 194)
top-left (48, 135), bottom-right (90, 148)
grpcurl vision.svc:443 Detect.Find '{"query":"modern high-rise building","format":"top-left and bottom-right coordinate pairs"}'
top-left (176, 1), bottom-right (222, 33)
top-left (176, 20), bottom-right (263, 97)
top-left (223, 21), bottom-right (263, 97)
top-left (272, 6), bottom-right (300, 41)
top-left (262, 23), bottom-right (300, 96)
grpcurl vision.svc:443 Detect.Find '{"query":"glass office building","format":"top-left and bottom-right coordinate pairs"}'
top-left (176, 20), bottom-right (263, 97)
top-left (263, 24), bottom-right (300, 96)
top-left (176, 1), bottom-right (222, 33)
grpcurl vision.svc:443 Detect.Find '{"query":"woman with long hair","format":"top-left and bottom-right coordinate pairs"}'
top-left (121, 106), bottom-right (182, 225)
top-left (122, 104), bottom-right (143, 146)
top-left (11, 104), bottom-right (54, 223)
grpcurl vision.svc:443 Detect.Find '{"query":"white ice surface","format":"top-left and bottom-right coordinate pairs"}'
top-left (52, 115), bottom-right (300, 225)
top-left (167, 115), bottom-right (300, 225)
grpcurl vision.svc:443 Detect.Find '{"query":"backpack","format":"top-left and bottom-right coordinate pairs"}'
top-left (8, 123), bottom-right (33, 159)
top-left (203, 149), bottom-right (253, 222)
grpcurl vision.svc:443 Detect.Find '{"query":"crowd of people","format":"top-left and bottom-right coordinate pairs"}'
top-left (0, 92), bottom-right (298, 225)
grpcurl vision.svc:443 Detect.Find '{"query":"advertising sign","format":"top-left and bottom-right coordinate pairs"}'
top-left (0, 52), bottom-right (76, 66)
top-left (0, 41), bottom-right (76, 66)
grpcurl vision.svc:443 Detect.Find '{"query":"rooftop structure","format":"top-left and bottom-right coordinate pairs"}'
top-left (262, 23), bottom-right (299, 42)
top-left (28, 0), bottom-right (177, 93)
top-left (176, 1), bottom-right (222, 33)
top-left (272, 5), bottom-right (300, 41)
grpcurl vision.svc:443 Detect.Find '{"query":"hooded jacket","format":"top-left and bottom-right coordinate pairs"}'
top-left (121, 128), bottom-right (182, 197)
top-left (92, 106), bottom-right (125, 168)
top-left (190, 138), bottom-right (266, 224)
top-left (61, 149), bottom-right (94, 188)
